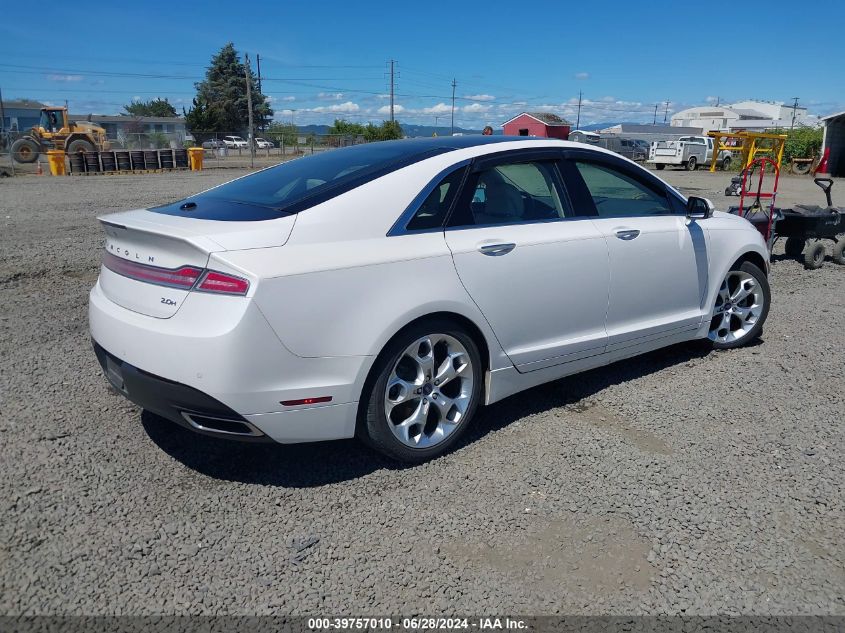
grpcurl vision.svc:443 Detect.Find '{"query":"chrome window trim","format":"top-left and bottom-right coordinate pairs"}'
top-left (386, 159), bottom-right (471, 237)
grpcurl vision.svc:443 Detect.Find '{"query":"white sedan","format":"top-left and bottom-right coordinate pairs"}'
top-left (89, 137), bottom-right (771, 462)
top-left (222, 135), bottom-right (248, 149)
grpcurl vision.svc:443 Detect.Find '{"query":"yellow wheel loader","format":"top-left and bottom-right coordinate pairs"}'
top-left (11, 107), bottom-right (109, 164)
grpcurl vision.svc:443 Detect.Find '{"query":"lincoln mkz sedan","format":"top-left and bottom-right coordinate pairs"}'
top-left (90, 136), bottom-right (771, 462)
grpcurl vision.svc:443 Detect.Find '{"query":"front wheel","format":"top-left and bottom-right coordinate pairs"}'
top-left (722, 157), bottom-right (732, 170)
top-left (66, 139), bottom-right (95, 154)
top-left (708, 262), bottom-right (770, 349)
top-left (360, 320), bottom-right (483, 463)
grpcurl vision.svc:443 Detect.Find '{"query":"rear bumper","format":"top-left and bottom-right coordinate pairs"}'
top-left (93, 341), bottom-right (270, 441)
top-left (88, 279), bottom-right (369, 443)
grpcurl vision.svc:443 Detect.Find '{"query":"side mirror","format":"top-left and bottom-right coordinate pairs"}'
top-left (687, 196), bottom-right (714, 219)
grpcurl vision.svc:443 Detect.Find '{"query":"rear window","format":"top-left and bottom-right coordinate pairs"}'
top-left (151, 142), bottom-right (454, 221)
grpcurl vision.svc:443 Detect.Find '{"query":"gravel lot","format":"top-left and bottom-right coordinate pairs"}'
top-left (1, 169), bottom-right (843, 616)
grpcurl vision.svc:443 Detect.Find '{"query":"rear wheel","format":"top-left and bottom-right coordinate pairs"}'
top-left (833, 238), bottom-right (845, 265)
top-left (686, 156), bottom-right (698, 171)
top-left (708, 262), bottom-right (770, 350)
top-left (804, 242), bottom-right (826, 269)
top-left (66, 138), bottom-right (95, 154)
top-left (11, 138), bottom-right (39, 163)
top-left (655, 164), bottom-right (665, 170)
top-left (784, 237), bottom-right (806, 258)
top-left (360, 319), bottom-right (483, 463)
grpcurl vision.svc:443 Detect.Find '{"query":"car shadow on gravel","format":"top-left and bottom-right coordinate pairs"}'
top-left (143, 340), bottom-right (719, 487)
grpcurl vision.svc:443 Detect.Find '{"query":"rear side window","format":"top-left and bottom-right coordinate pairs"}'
top-left (151, 143), bottom-right (453, 221)
top-left (573, 161), bottom-right (672, 217)
top-left (406, 167), bottom-right (465, 231)
top-left (449, 161), bottom-right (568, 227)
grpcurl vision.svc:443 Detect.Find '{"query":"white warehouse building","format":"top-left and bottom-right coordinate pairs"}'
top-left (671, 100), bottom-right (818, 132)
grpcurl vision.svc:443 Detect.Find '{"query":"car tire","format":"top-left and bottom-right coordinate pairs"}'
top-left (11, 138), bottom-right (39, 163)
top-left (804, 242), bottom-right (826, 269)
top-left (655, 164), bottom-right (665, 170)
top-left (784, 237), bottom-right (806, 258)
top-left (359, 318), bottom-right (483, 463)
top-left (722, 157), bottom-right (732, 170)
top-left (686, 156), bottom-right (698, 171)
top-left (832, 238), bottom-right (845, 265)
top-left (708, 261), bottom-right (770, 350)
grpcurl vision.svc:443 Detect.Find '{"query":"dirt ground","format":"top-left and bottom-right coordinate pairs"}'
top-left (0, 162), bottom-right (843, 616)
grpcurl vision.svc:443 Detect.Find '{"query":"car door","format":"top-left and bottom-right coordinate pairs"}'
top-left (443, 151), bottom-right (610, 372)
top-left (560, 152), bottom-right (709, 351)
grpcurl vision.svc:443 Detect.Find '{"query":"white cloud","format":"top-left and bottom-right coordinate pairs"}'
top-left (422, 103), bottom-right (451, 115)
top-left (280, 96), bottom-right (296, 101)
top-left (311, 101), bottom-right (360, 113)
top-left (705, 95), bottom-right (719, 103)
top-left (575, 72), bottom-right (590, 80)
top-left (462, 103), bottom-right (491, 113)
top-left (317, 92), bottom-right (344, 100)
top-left (377, 104), bottom-right (405, 114)
top-left (47, 74), bottom-right (83, 82)
top-left (464, 94), bottom-right (495, 101)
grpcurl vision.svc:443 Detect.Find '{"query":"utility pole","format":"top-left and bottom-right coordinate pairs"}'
top-left (244, 53), bottom-right (255, 169)
top-left (389, 59), bottom-right (395, 123)
top-left (450, 78), bottom-right (457, 135)
top-left (256, 54), bottom-right (263, 134)
top-left (653, 103), bottom-right (659, 125)
top-left (790, 96), bottom-right (800, 130)
top-left (663, 99), bottom-right (670, 124)
top-left (576, 90), bottom-right (582, 129)
top-left (0, 85), bottom-right (6, 134)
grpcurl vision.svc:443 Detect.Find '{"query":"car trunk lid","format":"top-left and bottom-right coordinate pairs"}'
top-left (97, 208), bottom-right (295, 318)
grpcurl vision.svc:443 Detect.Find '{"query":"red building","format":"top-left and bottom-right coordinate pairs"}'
top-left (501, 112), bottom-right (571, 139)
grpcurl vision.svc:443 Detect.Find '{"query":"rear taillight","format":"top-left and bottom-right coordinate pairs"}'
top-left (103, 252), bottom-right (201, 289)
top-left (102, 252), bottom-right (249, 296)
top-left (196, 270), bottom-right (250, 296)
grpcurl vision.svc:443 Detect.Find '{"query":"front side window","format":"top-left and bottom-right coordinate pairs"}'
top-left (573, 161), bottom-right (672, 217)
top-left (450, 161), bottom-right (567, 227)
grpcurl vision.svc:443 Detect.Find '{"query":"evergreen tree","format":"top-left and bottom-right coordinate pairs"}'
top-left (123, 98), bottom-right (177, 117)
top-left (185, 43), bottom-right (272, 137)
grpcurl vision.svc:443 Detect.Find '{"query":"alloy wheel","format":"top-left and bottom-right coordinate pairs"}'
top-left (384, 334), bottom-right (475, 449)
top-left (708, 270), bottom-right (765, 344)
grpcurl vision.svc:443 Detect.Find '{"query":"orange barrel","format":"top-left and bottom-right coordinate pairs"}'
top-left (46, 150), bottom-right (67, 176)
top-left (187, 147), bottom-right (204, 171)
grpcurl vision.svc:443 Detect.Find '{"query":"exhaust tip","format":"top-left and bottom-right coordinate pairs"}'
top-left (180, 412), bottom-right (264, 437)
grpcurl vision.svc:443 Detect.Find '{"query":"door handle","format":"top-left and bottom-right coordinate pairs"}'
top-left (478, 242), bottom-right (516, 256)
top-left (615, 229), bottom-right (640, 241)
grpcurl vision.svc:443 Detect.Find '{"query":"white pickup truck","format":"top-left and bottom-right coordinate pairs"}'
top-left (648, 139), bottom-right (706, 171)
top-left (649, 135), bottom-right (734, 171)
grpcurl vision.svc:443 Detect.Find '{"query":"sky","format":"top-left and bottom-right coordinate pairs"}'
top-left (2, 0), bottom-right (844, 131)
